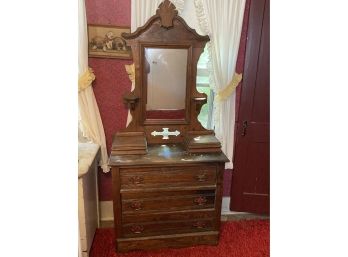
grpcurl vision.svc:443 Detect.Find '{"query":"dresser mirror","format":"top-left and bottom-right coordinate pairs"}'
top-left (113, 0), bottom-right (221, 147)
top-left (144, 47), bottom-right (188, 122)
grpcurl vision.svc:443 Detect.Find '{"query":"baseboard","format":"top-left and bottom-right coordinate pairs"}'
top-left (221, 196), bottom-right (231, 215)
top-left (221, 196), bottom-right (248, 215)
top-left (99, 201), bottom-right (113, 221)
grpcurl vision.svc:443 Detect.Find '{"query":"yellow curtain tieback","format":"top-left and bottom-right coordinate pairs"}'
top-left (215, 72), bottom-right (243, 102)
top-left (78, 68), bottom-right (96, 92)
top-left (125, 63), bottom-right (135, 83)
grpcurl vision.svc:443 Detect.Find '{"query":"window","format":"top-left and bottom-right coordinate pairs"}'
top-left (197, 46), bottom-right (214, 129)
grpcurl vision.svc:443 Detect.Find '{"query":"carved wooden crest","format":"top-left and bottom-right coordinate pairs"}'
top-left (156, 0), bottom-right (178, 28)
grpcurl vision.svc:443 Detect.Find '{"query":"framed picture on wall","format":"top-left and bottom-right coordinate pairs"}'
top-left (87, 24), bottom-right (132, 59)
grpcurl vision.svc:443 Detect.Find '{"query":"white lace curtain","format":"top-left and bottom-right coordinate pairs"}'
top-left (194, 0), bottom-right (246, 169)
top-left (78, 0), bottom-right (109, 172)
top-left (130, 0), bottom-right (246, 169)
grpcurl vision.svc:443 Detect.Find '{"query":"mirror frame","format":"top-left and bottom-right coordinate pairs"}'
top-left (120, 0), bottom-right (214, 144)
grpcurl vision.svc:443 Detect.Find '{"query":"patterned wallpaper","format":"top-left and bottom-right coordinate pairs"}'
top-left (86, 0), bottom-right (132, 201)
top-left (86, 0), bottom-right (131, 26)
top-left (85, 0), bottom-right (250, 201)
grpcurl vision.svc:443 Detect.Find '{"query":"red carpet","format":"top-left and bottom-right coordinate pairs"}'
top-left (90, 220), bottom-right (269, 257)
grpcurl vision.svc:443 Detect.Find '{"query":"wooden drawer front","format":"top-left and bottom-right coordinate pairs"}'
top-left (121, 188), bottom-right (216, 200)
top-left (120, 165), bottom-right (216, 189)
top-left (122, 209), bottom-right (216, 224)
top-left (122, 190), bottom-right (215, 214)
top-left (122, 219), bottom-right (215, 238)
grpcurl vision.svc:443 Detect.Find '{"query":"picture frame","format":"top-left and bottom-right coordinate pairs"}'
top-left (87, 24), bottom-right (132, 59)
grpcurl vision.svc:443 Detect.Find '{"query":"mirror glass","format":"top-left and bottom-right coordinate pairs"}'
top-left (144, 47), bottom-right (188, 120)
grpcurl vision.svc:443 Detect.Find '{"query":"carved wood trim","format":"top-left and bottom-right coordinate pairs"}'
top-left (157, 0), bottom-right (177, 28)
top-left (123, 92), bottom-right (139, 111)
top-left (122, 3), bottom-right (209, 42)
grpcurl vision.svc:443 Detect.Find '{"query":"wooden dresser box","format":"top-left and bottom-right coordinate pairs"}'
top-left (109, 0), bottom-right (229, 252)
top-left (110, 144), bottom-right (228, 252)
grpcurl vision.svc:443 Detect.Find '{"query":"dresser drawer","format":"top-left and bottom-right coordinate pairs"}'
top-left (122, 189), bottom-right (215, 214)
top-left (122, 209), bottom-right (216, 224)
top-left (122, 219), bottom-right (215, 238)
top-left (120, 165), bottom-right (216, 189)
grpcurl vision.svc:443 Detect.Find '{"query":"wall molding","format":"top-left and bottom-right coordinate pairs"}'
top-left (99, 201), bottom-right (113, 221)
top-left (221, 196), bottom-right (233, 215)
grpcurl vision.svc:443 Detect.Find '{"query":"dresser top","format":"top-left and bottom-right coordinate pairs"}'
top-left (78, 143), bottom-right (100, 178)
top-left (109, 144), bottom-right (229, 166)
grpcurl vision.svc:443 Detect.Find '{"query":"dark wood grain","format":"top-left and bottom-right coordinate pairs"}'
top-left (109, 1), bottom-right (228, 252)
top-left (122, 209), bottom-right (216, 224)
top-left (122, 218), bottom-right (215, 238)
top-left (121, 187), bottom-right (216, 198)
top-left (111, 167), bottom-right (122, 239)
top-left (121, 193), bottom-right (215, 214)
top-left (214, 163), bottom-right (225, 231)
top-left (109, 144), bottom-right (229, 166)
top-left (116, 231), bottom-right (219, 252)
top-left (111, 132), bottom-right (147, 155)
top-left (120, 165), bottom-right (217, 189)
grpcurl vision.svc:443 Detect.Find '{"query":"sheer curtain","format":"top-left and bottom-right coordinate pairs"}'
top-left (194, 0), bottom-right (246, 169)
top-left (78, 0), bottom-right (109, 173)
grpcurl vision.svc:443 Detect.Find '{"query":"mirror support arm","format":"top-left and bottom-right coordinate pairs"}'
top-left (193, 97), bottom-right (207, 112)
top-left (123, 93), bottom-right (139, 111)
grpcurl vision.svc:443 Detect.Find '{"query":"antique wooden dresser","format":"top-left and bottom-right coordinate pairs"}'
top-left (109, 0), bottom-right (228, 252)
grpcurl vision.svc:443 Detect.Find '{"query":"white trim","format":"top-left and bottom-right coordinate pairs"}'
top-left (99, 201), bottom-right (113, 221)
top-left (221, 196), bottom-right (231, 215)
top-left (221, 196), bottom-right (248, 215)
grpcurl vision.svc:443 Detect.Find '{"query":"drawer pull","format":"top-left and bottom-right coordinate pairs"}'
top-left (128, 176), bottom-right (144, 185)
top-left (192, 221), bottom-right (206, 229)
top-left (130, 201), bottom-right (143, 211)
top-left (194, 196), bottom-right (207, 206)
top-left (130, 225), bottom-right (144, 234)
top-left (195, 174), bottom-right (207, 182)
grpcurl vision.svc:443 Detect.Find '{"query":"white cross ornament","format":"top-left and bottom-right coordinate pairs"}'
top-left (151, 128), bottom-right (180, 140)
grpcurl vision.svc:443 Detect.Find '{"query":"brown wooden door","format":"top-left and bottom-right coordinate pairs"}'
top-left (230, 0), bottom-right (270, 214)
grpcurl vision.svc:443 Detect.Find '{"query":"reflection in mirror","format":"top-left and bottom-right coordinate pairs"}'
top-left (145, 48), bottom-right (187, 120)
top-left (196, 46), bottom-right (213, 129)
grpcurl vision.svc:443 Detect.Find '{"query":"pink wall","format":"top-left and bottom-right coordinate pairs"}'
top-left (86, 0), bottom-right (132, 201)
top-left (85, 0), bottom-right (250, 201)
